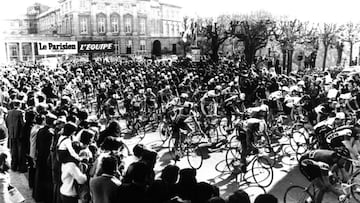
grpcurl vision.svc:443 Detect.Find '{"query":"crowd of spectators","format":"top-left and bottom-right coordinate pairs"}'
top-left (0, 57), bottom-right (324, 203)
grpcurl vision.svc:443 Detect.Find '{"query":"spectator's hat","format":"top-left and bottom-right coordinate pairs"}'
top-left (46, 112), bottom-right (57, 121)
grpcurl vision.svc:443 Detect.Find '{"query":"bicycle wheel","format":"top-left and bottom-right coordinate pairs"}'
top-left (350, 170), bottom-right (360, 202)
top-left (284, 185), bottom-right (313, 203)
top-left (158, 121), bottom-right (170, 142)
top-left (186, 142), bottom-right (203, 169)
top-left (225, 135), bottom-right (243, 173)
top-left (289, 130), bottom-right (308, 155)
top-left (251, 156), bottom-right (273, 188)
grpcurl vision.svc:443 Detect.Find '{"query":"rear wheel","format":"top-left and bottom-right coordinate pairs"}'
top-left (225, 135), bottom-right (243, 173)
top-left (284, 185), bottom-right (313, 203)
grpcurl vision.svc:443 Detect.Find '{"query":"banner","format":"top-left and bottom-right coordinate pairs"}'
top-left (78, 41), bottom-right (115, 53)
top-left (37, 41), bottom-right (78, 55)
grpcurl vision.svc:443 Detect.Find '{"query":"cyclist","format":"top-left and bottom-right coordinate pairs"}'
top-left (299, 148), bottom-right (350, 203)
top-left (200, 85), bottom-right (222, 117)
top-left (237, 117), bottom-right (268, 173)
top-left (222, 82), bottom-right (243, 128)
top-left (324, 112), bottom-right (360, 160)
top-left (166, 93), bottom-right (194, 159)
top-left (144, 88), bottom-right (158, 113)
top-left (131, 89), bottom-right (146, 116)
top-left (100, 93), bottom-right (121, 122)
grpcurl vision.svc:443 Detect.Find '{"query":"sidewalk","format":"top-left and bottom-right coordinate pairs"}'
top-left (10, 171), bottom-right (35, 203)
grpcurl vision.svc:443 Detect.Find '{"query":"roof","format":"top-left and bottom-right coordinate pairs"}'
top-left (159, 1), bottom-right (181, 8)
top-left (37, 6), bottom-right (60, 18)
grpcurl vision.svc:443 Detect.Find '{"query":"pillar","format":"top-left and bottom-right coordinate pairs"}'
top-left (31, 42), bottom-right (36, 63)
top-left (18, 42), bottom-right (23, 62)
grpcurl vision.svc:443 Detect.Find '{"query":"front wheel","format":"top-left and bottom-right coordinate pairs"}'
top-left (284, 185), bottom-right (313, 203)
top-left (186, 144), bottom-right (203, 170)
top-left (158, 121), bottom-right (171, 142)
top-left (251, 156), bottom-right (273, 188)
top-left (350, 171), bottom-right (360, 202)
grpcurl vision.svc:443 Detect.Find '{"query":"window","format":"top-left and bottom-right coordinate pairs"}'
top-left (69, 17), bottom-right (73, 34)
top-left (171, 24), bottom-right (174, 36)
top-left (10, 45), bottom-right (18, 57)
top-left (140, 40), bottom-right (146, 51)
top-left (97, 14), bottom-right (106, 33)
top-left (166, 23), bottom-right (170, 36)
top-left (80, 0), bottom-right (86, 9)
top-left (69, 1), bottom-right (72, 10)
top-left (110, 15), bottom-right (119, 33)
top-left (126, 40), bottom-right (132, 54)
top-left (125, 16), bottom-right (132, 33)
top-left (79, 16), bottom-right (88, 34)
top-left (139, 18), bottom-right (146, 34)
top-left (65, 18), bottom-right (69, 33)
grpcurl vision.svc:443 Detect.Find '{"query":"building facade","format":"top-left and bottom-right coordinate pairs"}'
top-left (1, 0), bottom-right (182, 63)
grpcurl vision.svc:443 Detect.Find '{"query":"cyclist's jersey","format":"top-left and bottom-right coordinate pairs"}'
top-left (325, 125), bottom-right (360, 148)
top-left (200, 90), bottom-right (219, 104)
top-left (145, 92), bottom-right (157, 106)
top-left (131, 94), bottom-right (145, 108)
top-left (300, 149), bottom-right (337, 168)
top-left (242, 118), bottom-right (267, 133)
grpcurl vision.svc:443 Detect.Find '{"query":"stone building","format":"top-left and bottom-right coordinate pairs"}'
top-left (1, 0), bottom-right (182, 63)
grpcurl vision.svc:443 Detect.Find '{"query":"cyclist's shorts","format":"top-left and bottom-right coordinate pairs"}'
top-left (299, 155), bottom-right (323, 181)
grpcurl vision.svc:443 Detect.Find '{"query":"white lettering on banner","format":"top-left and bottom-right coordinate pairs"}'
top-left (326, 129), bottom-right (352, 143)
top-left (37, 41), bottom-right (78, 55)
top-left (79, 43), bottom-right (113, 51)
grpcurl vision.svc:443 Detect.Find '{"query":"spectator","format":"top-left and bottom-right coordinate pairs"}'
top-left (122, 144), bottom-right (157, 184)
top-left (147, 165), bottom-right (180, 203)
top-left (0, 153), bottom-right (11, 203)
top-left (90, 156), bottom-right (121, 203)
top-left (97, 121), bottom-right (122, 146)
top-left (5, 100), bottom-right (25, 172)
top-left (175, 168), bottom-right (198, 202)
top-left (195, 182), bottom-right (220, 203)
top-left (227, 189), bottom-right (250, 203)
top-left (118, 161), bottom-right (148, 203)
top-left (59, 141), bottom-right (87, 203)
top-left (254, 194), bottom-right (278, 203)
top-left (90, 136), bottom-right (127, 177)
top-left (28, 114), bottom-right (45, 189)
top-left (33, 113), bottom-right (57, 203)
top-left (207, 197), bottom-right (225, 203)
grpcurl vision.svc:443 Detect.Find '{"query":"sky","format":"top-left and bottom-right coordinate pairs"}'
top-left (1, 0), bottom-right (360, 23)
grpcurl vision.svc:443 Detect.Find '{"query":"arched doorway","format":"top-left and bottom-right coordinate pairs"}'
top-left (152, 40), bottom-right (161, 56)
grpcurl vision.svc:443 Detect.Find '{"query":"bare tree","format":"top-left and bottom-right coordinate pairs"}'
top-left (178, 16), bottom-right (193, 56)
top-left (340, 22), bottom-right (360, 66)
top-left (229, 13), bottom-right (275, 67)
top-left (198, 18), bottom-right (229, 62)
top-left (318, 23), bottom-right (339, 70)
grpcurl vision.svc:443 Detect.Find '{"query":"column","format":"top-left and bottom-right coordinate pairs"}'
top-left (6, 43), bottom-right (10, 63)
top-left (18, 42), bottom-right (23, 62)
top-left (31, 42), bottom-right (36, 63)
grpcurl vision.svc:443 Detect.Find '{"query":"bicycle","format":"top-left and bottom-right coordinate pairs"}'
top-left (225, 133), bottom-right (274, 188)
top-left (167, 110), bottom-right (207, 169)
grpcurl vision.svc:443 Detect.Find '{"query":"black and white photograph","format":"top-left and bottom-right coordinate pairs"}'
top-left (0, 0), bottom-right (360, 202)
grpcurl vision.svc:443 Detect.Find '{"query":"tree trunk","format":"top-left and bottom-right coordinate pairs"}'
top-left (336, 44), bottom-right (343, 66)
top-left (287, 49), bottom-right (293, 75)
top-left (244, 44), bottom-right (256, 67)
top-left (211, 43), bottom-right (220, 63)
top-left (323, 45), bottom-right (329, 71)
top-left (282, 49), bottom-right (287, 74)
top-left (349, 42), bottom-right (353, 66)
